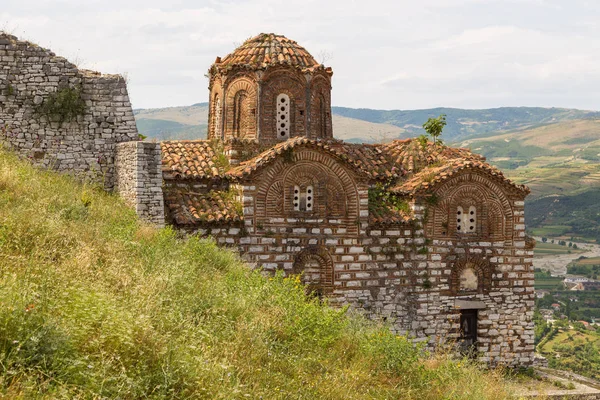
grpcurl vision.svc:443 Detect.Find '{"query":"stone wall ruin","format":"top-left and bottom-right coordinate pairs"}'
top-left (0, 33), bottom-right (139, 190)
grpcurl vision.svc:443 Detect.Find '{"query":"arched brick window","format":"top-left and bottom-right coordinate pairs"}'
top-left (233, 90), bottom-right (249, 138)
top-left (276, 93), bottom-right (290, 140)
top-left (293, 247), bottom-right (334, 297)
top-left (450, 257), bottom-right (494, 295)
top-left (457, 205), bottom-right (477, 234)
top-left (292, 184), bottom-right (314, 212)
top-left (213, 95), bottom-right (222, 139)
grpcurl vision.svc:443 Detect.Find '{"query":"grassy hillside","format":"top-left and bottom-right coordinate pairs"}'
top-left (538, 325), bottom-right (600, 381)
top-left (0, 150), bottom-right (513, 398)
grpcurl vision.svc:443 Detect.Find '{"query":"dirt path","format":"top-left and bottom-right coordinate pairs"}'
top-left (532, 237), bottom-right (600, 276)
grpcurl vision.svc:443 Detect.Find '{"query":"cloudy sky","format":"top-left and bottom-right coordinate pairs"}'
top-left (2, 0), bottom-right (599, 110)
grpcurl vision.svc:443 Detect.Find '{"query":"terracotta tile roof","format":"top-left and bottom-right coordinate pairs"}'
top-left (227, 137), bottom-right (403, 180)
top-left (369, 205), bottom-right (413, 225)
top-left (161, 137), bottom-right (528, 198)
top-left (378, 139), bottom-right (484, 173)
top-left (164, 189), bottom-right (243, 225)
top-left (212, 33), bottom-right (330, 73)
top-left (161, 140), bottom-right (228, 180)
top-left (389, 153), bottom-right (530, 196)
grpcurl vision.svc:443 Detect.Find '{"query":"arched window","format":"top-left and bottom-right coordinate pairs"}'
top-left (292, 185), bottom-right (314, 212)
top-left (456, 206), bottom-right (464, 232)
top-left (293, 247), bottom-right (334, 298)
top-left (233, 90), bottom-right (249, 138)
top-left (459, 267), bottom-right (478, 292)
top-left (457, 205), bottom-right (477, 234)
top-left (319, 95), bottom-right (326, 138)
top-left (277, 93), bottom-right (290, 140)
top-left (214, 95), bottom-right (222, 139)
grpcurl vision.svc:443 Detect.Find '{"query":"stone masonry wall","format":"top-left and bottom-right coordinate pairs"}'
top-left (115, 141), bottom-right (165, 227)
top-left (0, 33), bottom-right (138, 189)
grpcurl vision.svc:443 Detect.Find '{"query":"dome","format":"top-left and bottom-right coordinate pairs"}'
top-left (214, 33), bottom-right (321, 71)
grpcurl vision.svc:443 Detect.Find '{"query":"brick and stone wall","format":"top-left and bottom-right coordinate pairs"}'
top-left (208, 67), bottom-right (333, 145)
top-left (115, 141), bottom-right (165, 226)
top-left (178, 151), bottom-right (535, 367)
top-left (0, 33), bottom-right (138, 189)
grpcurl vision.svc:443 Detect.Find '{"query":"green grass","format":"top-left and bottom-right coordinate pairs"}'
top-left (534, 242), bottom-right (584, 256)
top-left (0, 150), bottom-right (513, 399)
top-left (535, 278), bottom-right (564, 290)
top-left (538, 328), bottom-right (600, 381)
top-left (529, 226), bottom-right (572, 237)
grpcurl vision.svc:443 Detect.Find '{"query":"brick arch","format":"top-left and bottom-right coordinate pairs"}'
top-left (255, 148), bottom-right (360, 228)
top-left (449, 256), bottom-right (496, 295)
top-left (309, 75), bottom-right (332, 139)
top-left (224, 77), bottom-right (257, 140)
top-left (281, 161), bottom-right (347, 217)
top-left (208, 76), bottom-right (224, 140)
top-left (427, 172), bottom-right (514, 241)
top-left (260, 71), bottom-right (307, 142)
top-left (292, 246), bottom-right (334, 296)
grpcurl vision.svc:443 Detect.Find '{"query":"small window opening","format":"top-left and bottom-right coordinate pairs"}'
top-left (294, 185), bottom-right (300, 211)
top-left (277, 93), bottom-right (290, 140)
top-left (457, 206), bottom-right (477, 233)
top-left (306, 186), bottom-right (313, 211)
top-left (292, 185), bottom-right (314, 212)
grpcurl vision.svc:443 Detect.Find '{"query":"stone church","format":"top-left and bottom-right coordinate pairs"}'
top-left (0, 32), bottom-right (535, 366)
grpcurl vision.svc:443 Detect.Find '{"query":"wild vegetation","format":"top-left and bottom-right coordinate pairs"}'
top-left (0, 150), bottom-right (516, 399)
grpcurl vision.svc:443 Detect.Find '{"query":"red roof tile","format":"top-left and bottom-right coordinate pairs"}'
top-left (212, 33), bottom-right (329, 73)
top-left (226, 137), bottom-right (403, 180)
top-left (164, 189), bottom-right (243, 225)
top-left (161, 140), bottom-right (228, 180)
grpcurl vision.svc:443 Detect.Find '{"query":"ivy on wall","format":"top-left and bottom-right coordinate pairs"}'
top-left (36, 87), bottom-right (86, 122)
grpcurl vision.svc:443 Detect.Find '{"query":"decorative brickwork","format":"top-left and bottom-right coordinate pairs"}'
top-left (207, 33), bottom-right (333, 154)
top-left (0, 33), bottom-right (139, 190)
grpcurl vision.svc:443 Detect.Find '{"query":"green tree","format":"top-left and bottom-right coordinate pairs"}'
top-left (542, 237), bottom-right (548, 243)
top-left (422, 114), bottom-right (447, 146)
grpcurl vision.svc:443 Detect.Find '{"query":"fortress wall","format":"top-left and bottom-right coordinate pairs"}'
top-left (0, 33), bottom-right (139, 190)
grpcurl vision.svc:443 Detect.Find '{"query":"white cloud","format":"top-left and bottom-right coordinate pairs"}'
top-left (1, 0), bottom-right (598, 110)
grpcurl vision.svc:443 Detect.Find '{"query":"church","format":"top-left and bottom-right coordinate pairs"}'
top-left (0, 30), bottom-right (534, 366)
top-left (148, 33), bottom-right (536, 366)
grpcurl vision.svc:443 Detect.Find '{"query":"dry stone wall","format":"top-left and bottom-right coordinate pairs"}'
top-left (0, 33), bottom-right (138, 189)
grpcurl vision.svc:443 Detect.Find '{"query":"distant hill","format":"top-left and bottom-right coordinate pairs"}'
top-left (331, 106), bottom-right (599, 141)
top-left (134, 104), bottom-right (599, 143)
